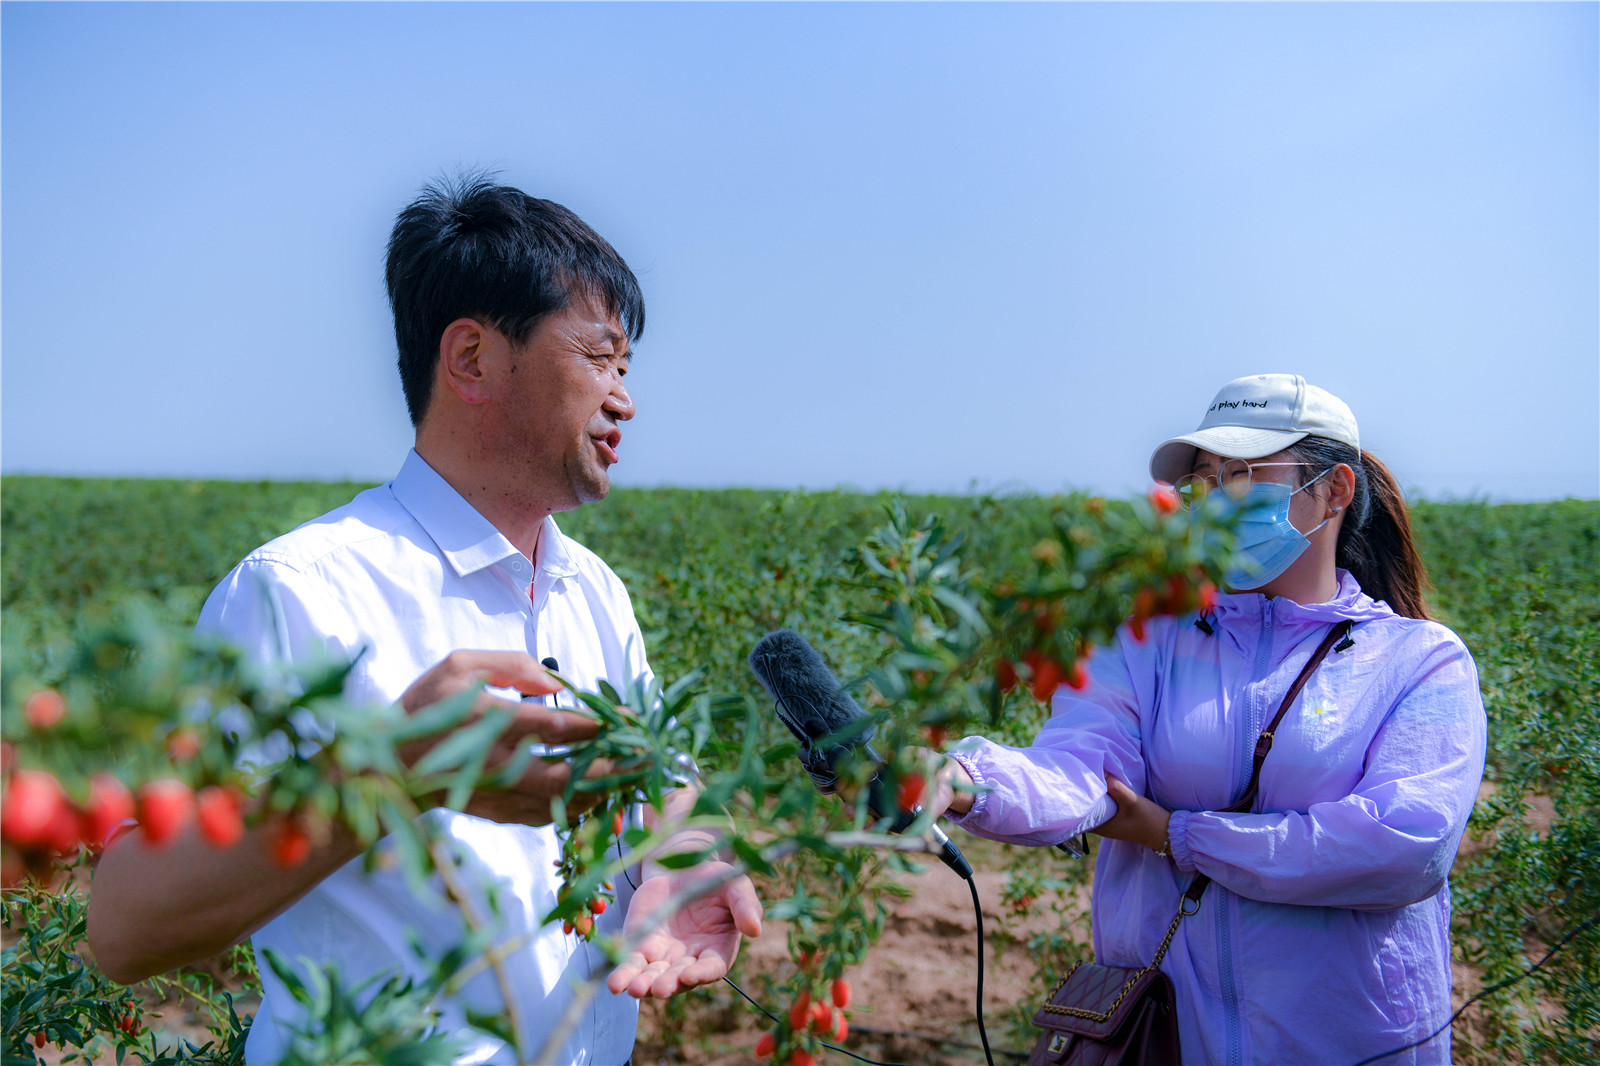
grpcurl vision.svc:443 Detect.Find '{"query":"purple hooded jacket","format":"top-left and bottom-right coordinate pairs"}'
top-left (948, 571), bottom-right (1487, 1065)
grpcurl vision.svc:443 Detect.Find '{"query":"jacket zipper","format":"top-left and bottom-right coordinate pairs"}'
top-left (1221, 599), bottom-right (1276, 1065)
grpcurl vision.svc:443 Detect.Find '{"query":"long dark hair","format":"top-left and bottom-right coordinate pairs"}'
top-left (1287, 437), bottom-right (1432, 620)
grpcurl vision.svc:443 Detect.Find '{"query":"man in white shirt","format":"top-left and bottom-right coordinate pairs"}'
top-left (87, 177), bottom-right (762, 1064)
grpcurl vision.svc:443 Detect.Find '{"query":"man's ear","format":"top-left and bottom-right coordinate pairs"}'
top-left (437, 318), bottom-right (500, 405)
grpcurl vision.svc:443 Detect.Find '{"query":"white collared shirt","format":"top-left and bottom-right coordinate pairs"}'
top-left (198, 450), bottom-right (649, 1066)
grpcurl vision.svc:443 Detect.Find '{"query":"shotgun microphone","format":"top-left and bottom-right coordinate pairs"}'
top-left (748, 629), bottom-right (973, 880)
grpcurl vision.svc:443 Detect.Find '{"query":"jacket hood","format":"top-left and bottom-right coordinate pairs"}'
top-left (1209, 569), bottom-right (1396, 629)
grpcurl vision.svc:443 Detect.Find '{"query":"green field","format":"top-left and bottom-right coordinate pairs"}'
top-left (3, 476), bottom-right (1597, 1061)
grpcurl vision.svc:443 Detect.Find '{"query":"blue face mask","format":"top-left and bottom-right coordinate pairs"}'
top-left (1217, 470), bottom-right (1334, 590)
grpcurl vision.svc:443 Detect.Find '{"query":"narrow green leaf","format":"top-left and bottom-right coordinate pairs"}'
top-left (412, 707), bottom-right (511, 777)
top-left (387, 689), bottom-right (481, 744)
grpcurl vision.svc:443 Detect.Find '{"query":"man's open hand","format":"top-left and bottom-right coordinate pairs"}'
top-left (606, 862), bottom-right (764, 998)
top-left (398, 650), bottom-right (614, 826)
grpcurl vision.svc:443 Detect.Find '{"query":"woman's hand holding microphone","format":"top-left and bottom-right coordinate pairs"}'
top-left (913, 749), bottom-right (976, 819)
top-left (920, 753), bottom-right (1171, 859)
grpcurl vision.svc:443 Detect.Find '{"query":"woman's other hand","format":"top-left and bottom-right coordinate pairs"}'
top-left (1090, 774), bottom-right (1172, 853)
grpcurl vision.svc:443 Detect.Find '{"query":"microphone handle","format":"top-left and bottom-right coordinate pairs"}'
top-left (929, 821), bottom-right (974, 880)
top-left (863, 770), bottom-right (916, 833)
top-left (864, 784), bottom-right (973, 880)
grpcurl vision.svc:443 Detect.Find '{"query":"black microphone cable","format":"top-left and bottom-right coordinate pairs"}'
top-left (967, 872), bottom-right (996, 1066)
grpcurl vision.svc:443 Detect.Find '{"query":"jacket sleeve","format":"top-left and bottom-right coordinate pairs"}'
top-left (944, 637), bottom-right (1150, 848)
top-left (1166, 634), bottom-right (1487, 910)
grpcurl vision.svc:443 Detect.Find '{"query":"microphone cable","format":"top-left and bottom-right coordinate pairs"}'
top-left (967, 871), bottom-right (997, 1066)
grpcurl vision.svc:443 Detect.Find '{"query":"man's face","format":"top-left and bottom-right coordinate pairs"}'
top-left (493, 290), bottom-right (635, 512)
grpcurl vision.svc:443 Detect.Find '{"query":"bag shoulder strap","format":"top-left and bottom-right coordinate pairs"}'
top-left (1218, 617), bottom-right (1354, 816)
top-left (1148, 617), bottom-right (1355, 968)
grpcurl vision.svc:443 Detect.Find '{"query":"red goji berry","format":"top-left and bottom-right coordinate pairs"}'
top-left (896, 772), bottom-right (926, 812)
top-left (995, 658), bottom-right (1018, 694)
top-left (137, 779), bottom-right (194, 847)
top-left (788, 990), bottom-right (811, 1030)
top-left (24, 689), bottom-right (66, 730)
top-left (1029, 659), bottom-right (1062, 702)
top-left (1148, 484), bottom-right (1179, 515)
top-left (269, 813), bottom-right (312, 867)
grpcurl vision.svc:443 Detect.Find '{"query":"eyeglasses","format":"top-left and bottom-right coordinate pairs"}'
top-left (1174, 460), bottom-right (1308, 511)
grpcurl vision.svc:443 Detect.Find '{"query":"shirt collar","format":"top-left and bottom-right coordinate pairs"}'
top-left (390, 450), bottom-right (576, 580)
top-left (533, 511), bottom-right (577, 579)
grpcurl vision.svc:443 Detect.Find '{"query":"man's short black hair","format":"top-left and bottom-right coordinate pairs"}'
top-left (385, 174), bottom-right (645, 426)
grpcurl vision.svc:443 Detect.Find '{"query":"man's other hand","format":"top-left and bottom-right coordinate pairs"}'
top-left (398, 650), bottom-right (612, 826)
top-left (606, 862), bottom-right (763, 998)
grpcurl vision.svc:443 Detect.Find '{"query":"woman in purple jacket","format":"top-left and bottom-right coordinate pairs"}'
top-left (932, 374), bottom-right (1487, 1065)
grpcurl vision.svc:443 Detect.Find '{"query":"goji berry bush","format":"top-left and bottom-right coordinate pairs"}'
top-left (2, 478), bottom-right (1596, 1064)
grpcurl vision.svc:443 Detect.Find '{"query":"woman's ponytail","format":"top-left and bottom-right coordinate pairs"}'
top-left (1346, 450), bottom-right (1431, 620)
top-left (1288, 439), bottom-right (1433, 620)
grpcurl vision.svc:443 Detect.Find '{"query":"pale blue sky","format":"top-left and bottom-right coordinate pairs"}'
top-left (3, 2), bottom-right (1596, 500)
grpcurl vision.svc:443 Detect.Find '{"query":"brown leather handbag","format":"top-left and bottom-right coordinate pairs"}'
top-left (1026, 619), bottom-right (1353, 1066)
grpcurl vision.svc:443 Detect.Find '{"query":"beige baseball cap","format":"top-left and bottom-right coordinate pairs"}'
top-left (1149, 373), bottom-right (1359, 484)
